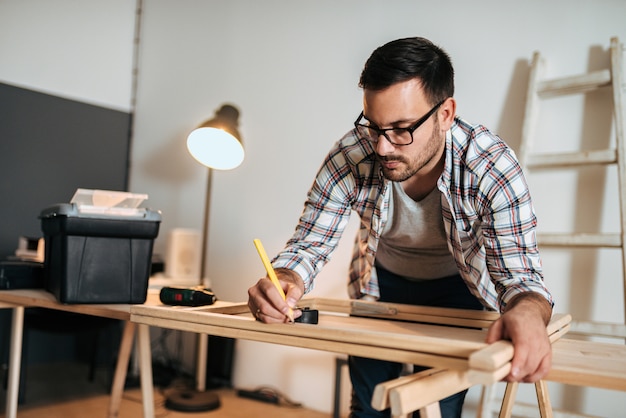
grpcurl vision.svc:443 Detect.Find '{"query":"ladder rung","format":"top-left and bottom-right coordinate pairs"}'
top-left (537, 69), bottom-right (612, 97)
top-left (538, 232), bottom-right (622, 248)
top-left (526, 149), bottom-right (617, 169)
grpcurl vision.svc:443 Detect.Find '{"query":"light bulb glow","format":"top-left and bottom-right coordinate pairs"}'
top-left (187, 127), bottom-right (244, 170)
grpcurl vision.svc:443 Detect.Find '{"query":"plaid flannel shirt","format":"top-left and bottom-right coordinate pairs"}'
top-left (272, 116), bottom-right (553, 312)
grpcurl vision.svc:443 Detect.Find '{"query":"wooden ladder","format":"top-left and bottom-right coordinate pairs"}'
top-left (520, 37), bottom-right (626, 339)
top-left (478, 36), bottom-right (626, 418)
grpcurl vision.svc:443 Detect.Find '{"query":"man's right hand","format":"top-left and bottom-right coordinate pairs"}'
top-left (247, 268), bottom-right (305, 323)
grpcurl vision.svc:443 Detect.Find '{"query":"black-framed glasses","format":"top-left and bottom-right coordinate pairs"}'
top-left (353, 99), bottom-right (446, 146)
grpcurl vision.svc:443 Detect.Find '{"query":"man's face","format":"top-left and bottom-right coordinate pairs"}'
top-left (363, 79), bottom-right (447, 182)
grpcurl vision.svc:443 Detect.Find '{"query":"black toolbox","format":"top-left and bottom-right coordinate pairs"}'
top-left (40, 203), bottom-right (161, 304)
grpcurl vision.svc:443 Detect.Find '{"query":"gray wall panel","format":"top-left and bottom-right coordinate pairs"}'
top-left (0, 82), bottom-right (131, 258)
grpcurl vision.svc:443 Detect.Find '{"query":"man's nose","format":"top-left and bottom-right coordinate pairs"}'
top-left (376, 134), bottom-right (396, 155)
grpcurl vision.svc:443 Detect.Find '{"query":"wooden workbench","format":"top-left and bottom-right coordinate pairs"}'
top-left (0, 289), bottom-right (158, 418)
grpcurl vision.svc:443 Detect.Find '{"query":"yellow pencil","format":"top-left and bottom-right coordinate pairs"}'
top-left (253, 238), bottom-right (294, 322)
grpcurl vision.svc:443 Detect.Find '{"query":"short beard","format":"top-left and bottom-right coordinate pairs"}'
top-left (378, 155), bottom-right (414, 182)
top-left (377, 119), bottom-right (442, 182)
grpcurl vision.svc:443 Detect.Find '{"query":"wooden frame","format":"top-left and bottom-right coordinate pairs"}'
top-left (131, 297), bottom-right (571, 416)
top-left (133, 298), bottom-right (570, 375)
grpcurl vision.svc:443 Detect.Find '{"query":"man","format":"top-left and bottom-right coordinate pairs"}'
top-left (248, 37), bottom-right (553, 418)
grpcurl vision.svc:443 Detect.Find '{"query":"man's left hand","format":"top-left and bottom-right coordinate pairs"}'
top-left (485, 293), bottom-right (553, 382)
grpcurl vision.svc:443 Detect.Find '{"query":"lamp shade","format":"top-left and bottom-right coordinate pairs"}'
top-left (187, 104), bottom-right (244, 170)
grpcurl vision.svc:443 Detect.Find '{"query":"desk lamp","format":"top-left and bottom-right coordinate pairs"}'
top-left (165, 103), bottom-right (244, 412)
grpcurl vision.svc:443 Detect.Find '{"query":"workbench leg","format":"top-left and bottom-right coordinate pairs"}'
top-left (419, 402), bottom-right (441, 418)
top-left (534, 380), bottom-right (553, 418)
top-left (390, 403), bottom-right (441, 418)
top-left (108, 321), bottom-right (137, 418)
top-left (196, 333), bottom-right (208, 391)
top-left (137, 324), bottom-right (155, 418)
top-left (498, 382), bottom-right (518, 418)
top-left (5, 306), bottom-right (24, 418)
top-left (476, 384), bottom-right (495, 418)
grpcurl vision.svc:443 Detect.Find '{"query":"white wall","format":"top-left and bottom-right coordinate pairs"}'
top-left (0, 0), bottom-right (136, 111)
top-left (3, 0), bottom-right (626, 416)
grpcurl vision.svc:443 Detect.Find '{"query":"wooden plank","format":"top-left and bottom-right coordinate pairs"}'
top-left (418, 403), bottom-right (441, 418)
top-left (148, 297), bottom-right (501, 328)
top-left (468, 316), bottom-right (571, 384)
top-left (526, 148), bottom-right (617, 169)
top-left (372, 369), bottom-right (442, 411)
top-left (536, 69), bottom-right (611, 97)
top-left (132, 313), bottom-right (471, 370)
top-left (389, 369), bottom-right (471, 416)
top-left (132, 300), bottom-right (491, 359)
top-left (209, 298), bottom-right (500, 329)
top-left (518, 51), bottom-right (543, 167)
top-left (137, 324), bottom-right (155, 418)
top-left (537, 232), bottom-right (621, 248)
top-left (498, 382), bottom-right (518, 418)
top-left (108, 321), bottom-right (136, 418)
top-left (546, 314), bottom-right (572, 338)
top-left (609, 36), bottom-right (626, 324)
top-left (304, 298), bottom-right (501, 325)
top-left (468, 362), bottom-right (512, 385)
top-left (6, 306), bottom-right (24, 418)
top-left (468, 340), bottom-right (514, 372)
top-left (469, 314), bottom-right (571, 371)
top-left (547, 338), bottom-right (626, 391)
top-left (534, 380), bottom-right (553, 418)
top-left (0, 289), bottom-right (133, 320)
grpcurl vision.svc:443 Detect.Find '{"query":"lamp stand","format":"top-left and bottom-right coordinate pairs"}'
top-left (164, 168), bottom-right (221, 412)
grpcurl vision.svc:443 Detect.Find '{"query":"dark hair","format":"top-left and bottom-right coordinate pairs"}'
top-left (359, 37), bottom-right (454, 105)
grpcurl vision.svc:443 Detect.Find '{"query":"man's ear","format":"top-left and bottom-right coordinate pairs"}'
top-left (438, 97), bottom-right (456, 131)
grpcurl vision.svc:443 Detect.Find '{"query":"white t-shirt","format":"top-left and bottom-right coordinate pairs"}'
top-left (376, 181), bottom-right (459, 280)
